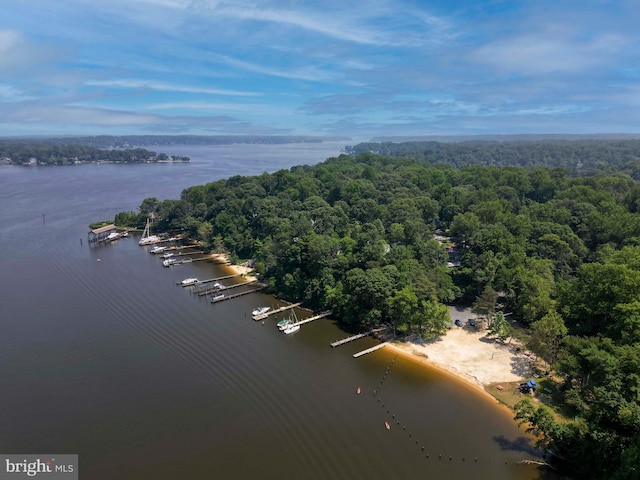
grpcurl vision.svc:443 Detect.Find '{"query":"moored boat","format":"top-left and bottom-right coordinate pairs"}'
top-left (277, 318), bottom-right (292, 331)
top-left (150, 246), bottom-right (166, 254)
top-left (211, 293), bottom-right (224, 302)
top-left (181, 278), bottom-right (199, 286)
top-left (163, 258), bottom-right (178, 267)
top-left (252, 306), bottom-right (270, 317)
top-left (138, 219), bottom-right (161, 245)
top-left (283, 324), bottom-right (300, 335)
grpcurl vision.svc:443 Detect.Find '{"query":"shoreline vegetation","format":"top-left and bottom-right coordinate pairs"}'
top-left (111, 138), bottom-right (640, 478)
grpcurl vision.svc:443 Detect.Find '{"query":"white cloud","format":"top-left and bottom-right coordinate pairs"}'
top-left (0, 29), bottom-right (61, 74)
top-left (85, 79), bottom-right (262, 97)
top-left (472, 27), bottom-right (627, 75)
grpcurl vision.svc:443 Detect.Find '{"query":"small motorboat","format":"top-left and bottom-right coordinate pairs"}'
top-left (211, 294), bottom-right (224, 302)
top-left (252, 306), bottom-right (270, 317)
top-left (277, 318), bottom-right (293, 331)
top-left (283, 324), bottom-right (300, 335)
top-left (181, 278), bottom-right (199, 286)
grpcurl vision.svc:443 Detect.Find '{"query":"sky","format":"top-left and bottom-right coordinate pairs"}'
top-left (1, 0), bottom-right (639, 140)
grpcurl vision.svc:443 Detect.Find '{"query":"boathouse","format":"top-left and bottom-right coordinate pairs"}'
top-left (88, 224), bottom-right (117, 243)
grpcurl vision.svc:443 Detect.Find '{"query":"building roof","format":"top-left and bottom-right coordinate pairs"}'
top-left (90, 224), bottom-right (117, 234)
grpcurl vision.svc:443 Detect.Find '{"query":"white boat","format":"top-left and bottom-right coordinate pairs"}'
top-left (163, 258), bottom-right (178, 267)
top-left (150, 246), bottom-right (166, 254)
top-left (181, 278), bottom-right (199, 286)
top-left (277, 318), bottom-right (292, 331)
top-left (106, 232), bottom-right (120, 241)
top-left (162, 252), bottom-right (174, 259)
top-left (211, 294), bottom-right (224, 302)
top-left (283, 324), bottom-right (300, 335)
top-left (252, 306), bottom-right (270, 317)
top-left (138, 219), bottom-right (160, 245)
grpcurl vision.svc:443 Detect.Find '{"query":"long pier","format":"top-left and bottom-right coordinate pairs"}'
top-left (288, 311), bottom-right (332, 328)
top-left (192, 274), bottom-right (243, 293)
top-left (330, 327), bottom-right (387, 347)
top-left (198, 280), bottom-right (264, 296)
top-left (253, 302), bottom-right (303, 321)
top-left (353, 343), bottom-right (387, 358)
top-left (211, 285), bottom-right (267, 303)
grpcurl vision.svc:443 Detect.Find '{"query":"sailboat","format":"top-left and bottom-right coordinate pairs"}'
top-left (280, 309), bottom-right (300, 334)
top-left (138, 218), bottom-right (160, 246)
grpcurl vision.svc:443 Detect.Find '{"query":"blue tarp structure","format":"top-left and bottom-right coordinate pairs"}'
top-left (520, 379), bottom-right (538, 390)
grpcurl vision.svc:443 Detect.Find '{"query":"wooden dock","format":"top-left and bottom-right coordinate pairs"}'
top-left (330, 327), bottom-right (387, 347)
top-left (288, 311), bottom-right (332, 328)
top-left (331, 332), bottom-right (369, 347)
top-left (198, 280), bottom-right (264, 296)
top-left (211, 285), bottom-right (267, 303)
top-left (197, 279), bottom-right (256, 296)
top-left (253, 302), bottom-right (303, 321)
top-left (192, 274), bottom-right (243, 294)
top-left (353, 343), bottom-right (387, 358)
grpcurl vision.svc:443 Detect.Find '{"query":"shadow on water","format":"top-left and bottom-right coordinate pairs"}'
top-left (494, 435), bottom-right (539, 456)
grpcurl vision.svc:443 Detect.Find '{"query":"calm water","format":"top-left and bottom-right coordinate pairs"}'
top-left (0, 143), bottom-right (557, 479)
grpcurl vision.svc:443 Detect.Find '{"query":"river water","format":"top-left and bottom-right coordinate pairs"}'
top-left (0, 142), bottom-right (557, 479)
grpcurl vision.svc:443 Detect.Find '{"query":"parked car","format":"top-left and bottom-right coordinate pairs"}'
top-left (454, 319), bottom-right (463, 327)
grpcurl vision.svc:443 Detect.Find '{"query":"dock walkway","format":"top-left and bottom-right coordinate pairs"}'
top-left (192, 274), bottom-right (243, 294)
top-left (288, 311), bottom-right (332, 328)
top-left (330, 327), bottom-right (388, 347)
top-left (253, 302), bottom-right (303, 321)
top-left (353, 343), bottom-right (387, 358)
top-left (211, 285), bottom-right (266, 303)
top-left (197, 279), bottom-right (256, 296)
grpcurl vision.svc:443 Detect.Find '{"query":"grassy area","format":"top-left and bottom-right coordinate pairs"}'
top-left (89, 221), bottom-right (113, 229)
top-left (486, 373), bottom-right (575, 423)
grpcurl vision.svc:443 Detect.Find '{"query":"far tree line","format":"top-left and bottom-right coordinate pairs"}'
top-left (0, 142), bottom-right (189, 165)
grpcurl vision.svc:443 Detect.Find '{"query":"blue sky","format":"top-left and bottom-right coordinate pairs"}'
top-left (1, 0), bottom-right (638, 139)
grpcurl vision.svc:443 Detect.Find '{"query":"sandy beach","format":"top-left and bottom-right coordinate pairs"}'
top-left (211, 253), bottom-right (258, 282)
top-left (387, 306), bottom-right (533, 391)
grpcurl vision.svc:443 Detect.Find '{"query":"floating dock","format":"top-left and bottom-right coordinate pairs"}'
top-left (353, 343), bottom-right (387, 358)
top-left (253, 302), bottom-right (303, 321)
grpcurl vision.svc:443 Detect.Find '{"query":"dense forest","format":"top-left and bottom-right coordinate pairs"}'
top-left (116, 141), bottom-right (640, 479)
top-left (0, 142), bottom-right (189, 165)
top-left (346, 139), bottom-right (640, 176)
